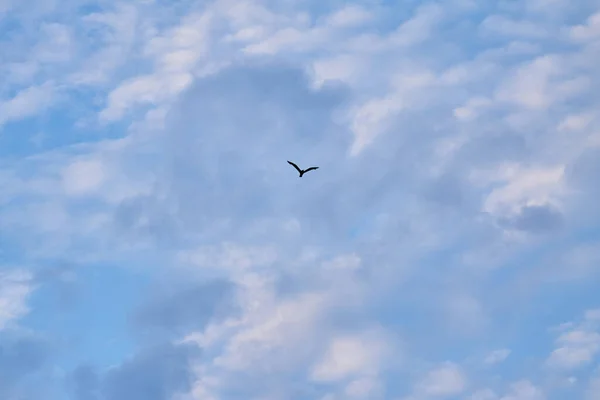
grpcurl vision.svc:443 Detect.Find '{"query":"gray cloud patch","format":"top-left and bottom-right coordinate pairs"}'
top-left (69, 365), bottom-right (99, 400)
top-left (133, 278), bottom-right (235, 337)
top-left (567, 147), bottom-right (600, 194)
top-left (564, 147), bottom-right (600, 224)
top-left (103, 343), bottom-right (199, 400)
top-left (109, 62), bottom-right (361, 245)
top-left (163, 62), bottom-right (350, 225)
top-left (500, 204), bottom-right (564, 233)
top-left (0, 330), bottom-right (50, 398)
top-left (69, 342), bottom-right (200, 400)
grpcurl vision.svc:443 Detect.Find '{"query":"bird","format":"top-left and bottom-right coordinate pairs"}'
top-left (287, 160), bottom-right (319, 177)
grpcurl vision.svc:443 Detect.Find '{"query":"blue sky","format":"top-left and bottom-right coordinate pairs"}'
top-left (1, 0), bottom-right (600, 399)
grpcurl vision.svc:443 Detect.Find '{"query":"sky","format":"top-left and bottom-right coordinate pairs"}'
top-left (1, 0), bottom-right (600, 399)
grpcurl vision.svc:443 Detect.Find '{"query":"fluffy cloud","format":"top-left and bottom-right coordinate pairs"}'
top-left (547, 310), bottom-right (600, 370)
top-left (310, 330), bottom-right (390, 383)
top-left (0, 83), bottom-right (56, 128)
top-left (413, 362), bottom-right (467, 397)
top-left (484, 349), bottom-right (511, 365)
top-left (1, 0), bottom-right (600, 399)
top-left (0, 270), bottom-right (34, 330)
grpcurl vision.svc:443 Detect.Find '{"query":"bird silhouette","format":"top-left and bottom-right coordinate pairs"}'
top-left (287, 161), bottom-right (319, 177)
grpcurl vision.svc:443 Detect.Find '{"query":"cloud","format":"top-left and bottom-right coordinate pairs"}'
top-left (172, 239), bottom-right (398, 399)
top-left (546, 309), bottom-right (600, 371)
top-left (476, 164), bottom-right (565, 219)
top-left (69, 342), bottom-right (200, 400)
top-left (132, 278), bottom-right (235, 337)
top-left (322, 5), bottom-right (373, 28)
top-left (0, 82), bottom-right (55, 128)
top-left (469, 388), bottom-right (499, 400)
top-left (570, 12), bottom-right (600, 41)
top-left (586, 368), bottom-right (600, 400)
top-left (498, 204), bottom-right (564, 234)
top-left (2, 0), bottom-right (600, 399)
top-left (61, 158), bottom-right (107, 196)
top-left (495, 55), bottom-right (576, 110)
top-left (442, 292), bottom-right (489, 334)
top-left (468, 380), bottom-right (546, 400)
top-left (0, 270), bottom-right (34, 330)
top-left (414, 362), bottom-right (467, 397)
top-left (480, 15), bottom-right (549, 39)
top-left (0, 330), bottom-right (51, 398)
top-left (137, 62), bottom-right (351, 240)
top-left (310, 330), bottom-right (390, 382)
top-left (69, 364), bottom-right (99, 400)
top-left (69, 4), bottom-right (140, 86)
top-left (484, 349), bottom-right (511, 365)
top-left (104, 343), bottom-right (200, 400)
top-left (503, 381), bottom-right (545, 400)
top-left (566, 147), bottom-right (600, 197)
top-left (389, 3), bottom-right (444, 46)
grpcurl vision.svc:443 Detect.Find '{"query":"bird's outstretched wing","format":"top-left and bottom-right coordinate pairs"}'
top-left (303, 167), bottom-right (319, 173)
top-left (287, 160), bottom-right (302, 173)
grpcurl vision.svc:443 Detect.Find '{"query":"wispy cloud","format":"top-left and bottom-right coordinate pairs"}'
top-left (547, 309), bottom-right (600, 370)
top-left (0, 270), bottom-right (34, 330)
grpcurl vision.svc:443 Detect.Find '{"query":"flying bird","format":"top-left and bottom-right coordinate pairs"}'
top-left (287, 160), bottom-right (319, 177)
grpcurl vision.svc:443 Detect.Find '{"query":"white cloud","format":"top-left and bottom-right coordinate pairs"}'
top-left (177, 243), bottom-right (278, 275)
top-left (213, 290), bottom-right (327, 371)
top-left (547, 309), bottom-right (600, 370)
top-left (242, 26), bottom-right (321, 55)
top-left (349, 69), bottom-right (436, 155)
top-left (0, 82), bottom-right (55, 127)
top-left (99, 73), bottom-right (192, 121)
top-left (495, 55), bottom-right (567, 109)
top-left (500, 381), bottom-right (544, 400)
top-left (453, 97), bottom-right (492, 121)
top-left (61, 159), bottom-right (107, 196)
top-left (0, 270), bottom-right (34, 330)
top-left (526, 0), bottom-right (569, 14)
top-left (344, 376), bottom-right (382, 398)
top-left (35, 23), bottom-right (74, 64)
top-left (557, 111), bottom-right (596, 131)
top-left (348, 94), bottom-right (405, 156)
top-left (387, 3), bottom-right (444, 47)
top-left (484, 349), bottom-right (511, 365)
top-left (321, 253), bottom-right (361, 271)
top-left (547, 330), bottom-right (600, 369)
top-left (414, 362), bottom-right (467, 397)
top-left (585, 309), bottom-right (600, 321)
top-left (570, 12), bottom-right (600, 42)
top-left (310, 330), bottom-right (389, 382)
top-left (99, 11), bottom-right (211, 121)
top-left (468, 381), bottom-right (545, 400)
top-left (323, 5), bottom-right (373, 28)
top-left (310, 54), bottom-right (364, 87)
top-left (474, 163), bottom-right (565, 218)
top-left (2, 0), bottom-right (600, 398)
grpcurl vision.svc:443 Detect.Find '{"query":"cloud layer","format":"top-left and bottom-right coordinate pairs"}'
top-left (1, 0), bottom-right (600, 399)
